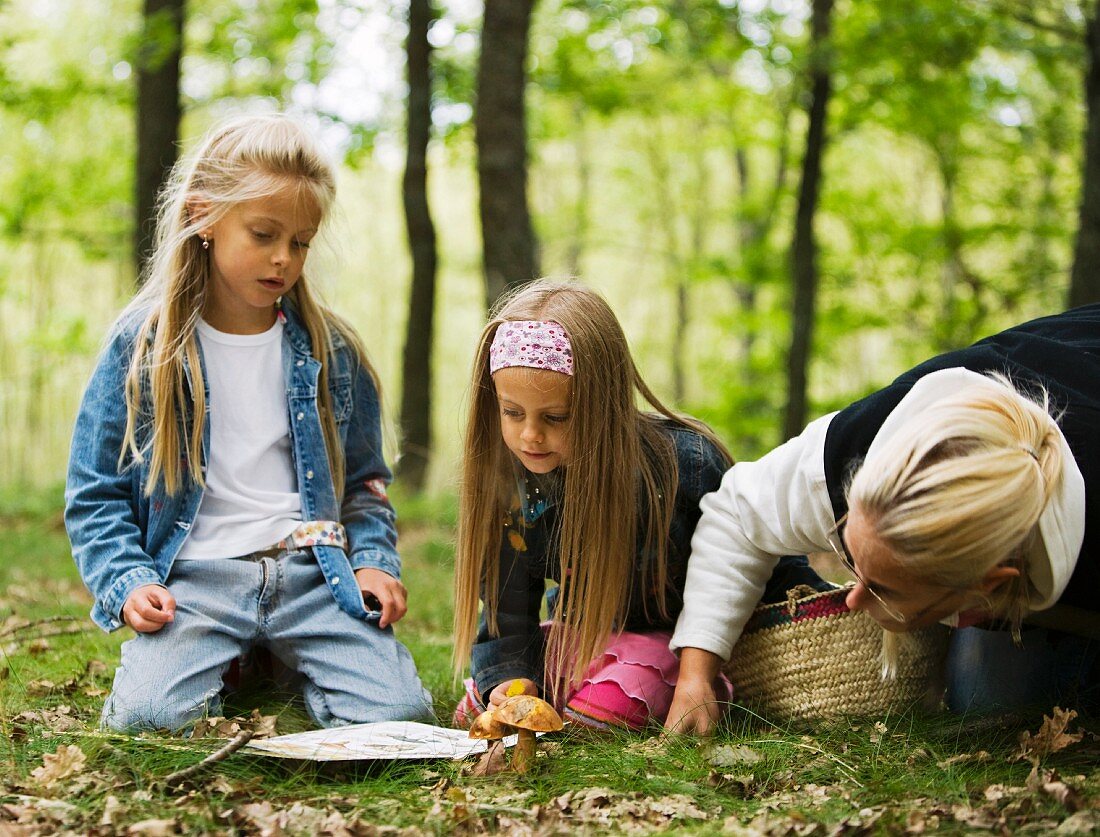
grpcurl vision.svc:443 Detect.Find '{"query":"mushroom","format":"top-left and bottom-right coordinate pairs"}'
top-left (494, 694), bottom-right (563, 773)
top-left (468, 707), bottom-right (507, 741)
top-left (467, 709), bottom-right (509, 775)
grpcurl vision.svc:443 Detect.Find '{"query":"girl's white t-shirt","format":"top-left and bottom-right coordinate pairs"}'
top-left (175, 319), bottom-right (302, 561)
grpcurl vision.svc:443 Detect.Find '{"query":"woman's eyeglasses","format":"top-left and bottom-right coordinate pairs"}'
top-left (828, 513), bottom-right (909, 625)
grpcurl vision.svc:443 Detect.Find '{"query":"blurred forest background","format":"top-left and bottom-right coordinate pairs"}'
top-left (2, 0), bottom-right (1099, 499)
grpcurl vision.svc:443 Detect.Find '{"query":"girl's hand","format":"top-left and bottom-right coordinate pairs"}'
top-left (354, 568), bottom-right (407, 628)
top-left (122, 584), bottom-right (176, 633)
top-left (487, 677), bottom-right (539, 708)
top-left (664, 646), bottom-right (725, 736)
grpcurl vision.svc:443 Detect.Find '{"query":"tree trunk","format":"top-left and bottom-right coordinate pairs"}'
top-left (397, 0), bottom-right (439, 492)
top-left (134, 0), bottom-right (184, 283)
top-left (476, 0), bottom-right (539, 311)
top-left (1069, 9), bottom-right (1100, 308)
top-left (782, 0), bottom-right (833, 442)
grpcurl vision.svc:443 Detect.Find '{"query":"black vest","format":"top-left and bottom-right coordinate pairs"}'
top-left (823, 304), bottom-right (1100, 613)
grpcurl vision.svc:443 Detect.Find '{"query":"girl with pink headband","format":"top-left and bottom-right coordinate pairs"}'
top-left (451, 279), bottom-right (827, 730)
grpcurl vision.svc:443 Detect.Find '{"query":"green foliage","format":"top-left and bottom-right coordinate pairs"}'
top-left (0, 0), bottom-right (1092, 482)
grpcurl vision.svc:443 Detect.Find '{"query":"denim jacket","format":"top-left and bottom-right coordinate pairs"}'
top-left (470, 419), bottom-right (730, 698)
top-left (65, 301), bottom-right (399, 632)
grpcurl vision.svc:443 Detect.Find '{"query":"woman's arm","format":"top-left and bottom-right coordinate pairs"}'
top-left (671, 412), bottom-right (840, 660)
top-left (665, 647), bottom-right (725, 734)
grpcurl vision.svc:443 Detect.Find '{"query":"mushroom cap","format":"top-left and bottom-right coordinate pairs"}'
top-left (468, 708), bottom-right (509, 740)
top-left (495, 694), bottom-right (564, 732)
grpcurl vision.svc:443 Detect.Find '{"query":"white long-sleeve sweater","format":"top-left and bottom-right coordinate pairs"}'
top-left (670, 368), bottom-right (1086, 661)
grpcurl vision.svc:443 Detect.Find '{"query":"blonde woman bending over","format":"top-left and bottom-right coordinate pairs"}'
top-left (65, 113), bottom-right (432, 732)
top-left (669, 304), bottom-right (1100, 733)
top-left (452, 279), bottom-right (828, 730)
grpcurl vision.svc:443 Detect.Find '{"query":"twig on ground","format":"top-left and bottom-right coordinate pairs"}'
top-left (163, 729), bottom-right (255, 786)
top-left (751, 738), bottom-right (864, 787)
top-left (0, 616), bottom-right (83, 638)
top-left (3, 625), bottom-right (91, 655)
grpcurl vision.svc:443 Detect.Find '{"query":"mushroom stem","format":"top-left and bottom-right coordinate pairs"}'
top-left (511, 729), bottom-right (536, 773)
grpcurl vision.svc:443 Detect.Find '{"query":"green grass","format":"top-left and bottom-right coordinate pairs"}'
top-left (1, 492), bottom-right (1098, 834)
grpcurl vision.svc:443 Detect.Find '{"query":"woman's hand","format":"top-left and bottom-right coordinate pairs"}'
top-left (122, 584), bottom-right (176, 633)
top-left (664, 647), bottom-right (725, 736)
top-left (665, 679), bottom-right (721, 735)
top-left (354, 567), bottom-right (407, 628)
top-left (487, 677), bottom-right (538, 708)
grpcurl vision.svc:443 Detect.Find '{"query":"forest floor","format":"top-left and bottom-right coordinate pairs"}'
top-left (1, 489), bottom-right (1099, 835)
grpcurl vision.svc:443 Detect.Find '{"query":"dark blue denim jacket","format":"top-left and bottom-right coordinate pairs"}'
top-left (470, 419), bottom-right (730, 698)
top-left (65, 301), bottom-right (399, 632)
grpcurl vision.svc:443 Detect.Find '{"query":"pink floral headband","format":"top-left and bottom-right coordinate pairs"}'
top-left (489, 320), bottom-right (574, 376)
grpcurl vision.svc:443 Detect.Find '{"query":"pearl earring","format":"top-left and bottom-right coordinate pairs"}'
top-left (201, 235), bottom-right (210, 250)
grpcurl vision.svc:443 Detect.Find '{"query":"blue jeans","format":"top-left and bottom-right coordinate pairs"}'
top-left (945, 625), bottom-right (1099, 714)
top-left (101, 548), bottom-right (433, 732)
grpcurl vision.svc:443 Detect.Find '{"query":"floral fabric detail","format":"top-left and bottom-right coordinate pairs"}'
top-left (270, 520), bottom-right (348, 552)
top-left (364, 478), bottom-right (388, 500)
top-left (489, 320), bottom-right (574, 376)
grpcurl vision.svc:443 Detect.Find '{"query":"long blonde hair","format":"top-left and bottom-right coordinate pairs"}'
top-left (120, 112), bottom-right (374, 497)
top-left (847, 373), bottom-right (1064, 668)
top-left (453, 279), bottom-right (732, 690)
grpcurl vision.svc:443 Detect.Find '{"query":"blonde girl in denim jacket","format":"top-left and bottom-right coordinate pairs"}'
top-left (65, 114), bottom-right (431, 732)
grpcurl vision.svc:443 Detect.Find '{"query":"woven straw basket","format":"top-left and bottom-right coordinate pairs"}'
top-left (724, 586), bottom-right (949, 720)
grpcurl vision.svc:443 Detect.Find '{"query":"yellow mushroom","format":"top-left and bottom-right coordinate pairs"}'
top-left (494, 694), bottom-right (563, 773)
top-left (467, 708), bottom-right (508, 741)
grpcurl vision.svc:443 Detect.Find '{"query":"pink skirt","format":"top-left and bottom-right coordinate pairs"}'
top-left (454, 627), bottom-right (732, 731)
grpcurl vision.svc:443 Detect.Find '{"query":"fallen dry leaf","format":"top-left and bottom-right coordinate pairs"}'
top-left (552, 787), bottom-right (709, 832)
top-left (936, 750), bottom-right (991, 768)
top-left (25, 680), bottom-right (56, 697)
top-left (1041, 779), bottom-right (1082, 812)
top-left (707, 744), bottom-right (763, 769)
top-left (905, 747), bottom-right (930, 765)
top-left (723, 810), bottom-right (824, 836)
top-left (905, 808), bottom-right (940, 834)
top-left (30, 744), bottom-right (86, 788)
top-left (951, 804), bottom-right (1003, 830)
top-left (99, 794), bottom-right (126, 827)
top-left (125, 818), bottom-right (181, 836)
top-left (226, 800), bottom-right (345, 836)
top-left (1056, 810), bottom-right (1100, 834)
top-left (1015, 707), bottom-right (1083, 763)
top-left (466, 739), bottom-right (508, 777)
top-left (1025, 767), bottom-right (1083, 813)
top-left (248, 709), bottom-right (279, 739)
top-left (869, 721), bottom-right (888, 745)
top-left (707, 770), bottom-right (757, 796)
top-left (190, 717), bottom-right (242, 739)
top-left (624, 737), bottom-right (668, 758)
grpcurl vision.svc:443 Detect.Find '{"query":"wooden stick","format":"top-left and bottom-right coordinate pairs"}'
top-left (163, 729), bottom-right (254, 786)
top-left (0, 615), bottom-right (82, 638)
